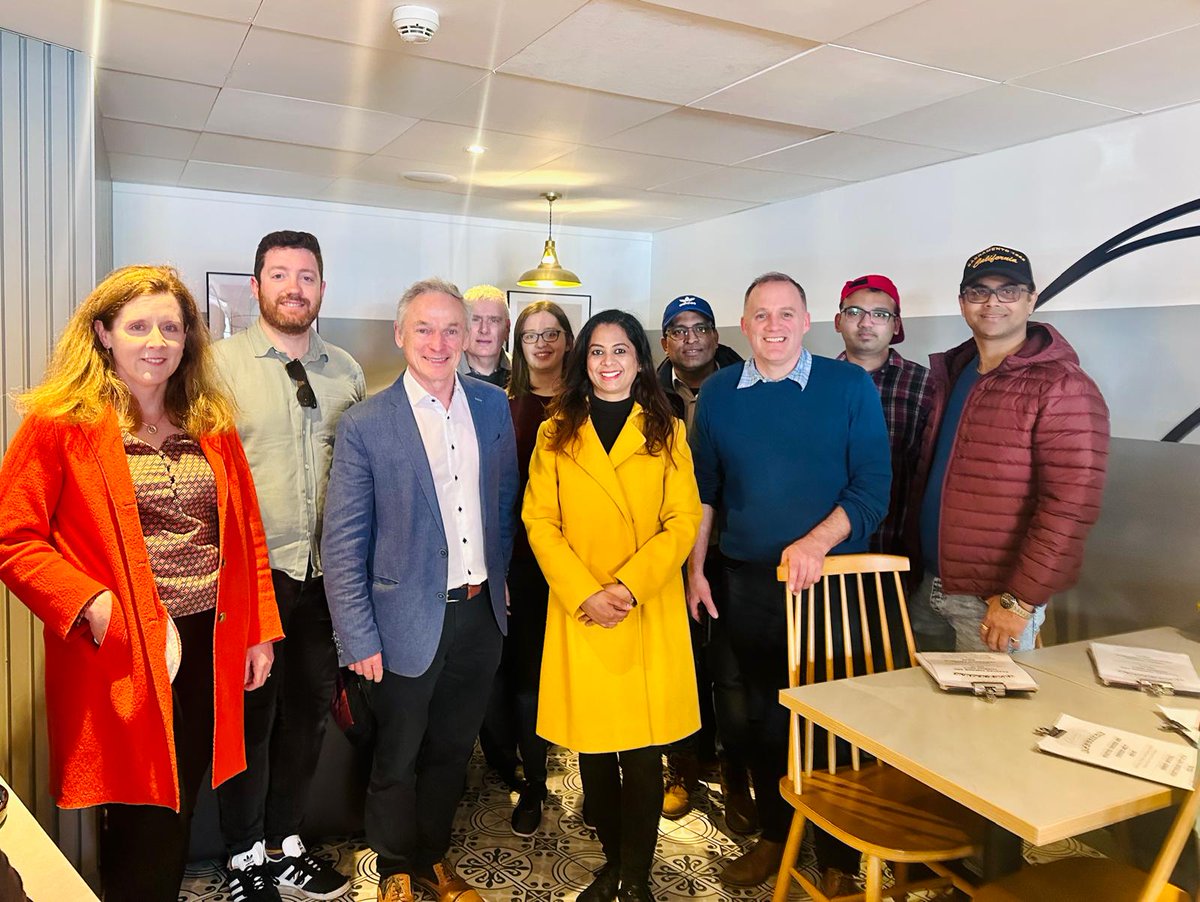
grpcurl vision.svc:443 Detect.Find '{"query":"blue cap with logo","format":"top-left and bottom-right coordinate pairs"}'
top-left (661, 295), bottom-right (715, 331)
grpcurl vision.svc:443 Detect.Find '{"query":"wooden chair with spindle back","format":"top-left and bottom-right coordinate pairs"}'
top-left (772, 553), bottom-right (985, 902)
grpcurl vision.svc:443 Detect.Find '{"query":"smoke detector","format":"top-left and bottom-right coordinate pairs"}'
top-left (392, 5), bottom-right (439, 43)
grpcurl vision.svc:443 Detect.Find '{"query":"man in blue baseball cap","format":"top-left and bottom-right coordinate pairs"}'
top-left (657, 295), bottom-right (743, 430)
top-left (655, 295), bottom-right (755, 833)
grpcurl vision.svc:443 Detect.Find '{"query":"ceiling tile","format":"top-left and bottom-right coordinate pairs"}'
top-left (853, 85), bottom-right (1134, 153)
top-left (499, 0), bottom-right (816, 105)
top-left (651, 166), bottom-right (847, 203)
top-left (106, 153), bottom-right (186, 185)
top-left (347, 154), bottom-right (524, 197)
top-left (424, 73), bottom-right (676, 145)
top-left (320, 178), bottom-right (501, 216)
top-left (744, 132), bottom-right (964, 180)
top-left (97, 1), bottom-right (249, 87)
top-left (226, 27), bottom-right (487, 118)
top-left (179, 160), bottom-right (335, 197)
top-left (96, 70), bottom-right (219, 130)
top-left (598, 108), bottom-right (826, 164)
top-left (205, 89), bottom-right (419, 154)
top-left (0, 0), bottom-right (96, 50)
top-left (840, 0), bottom-right (1200, 81)
top-left (101, 118), bottom-right (200, 160)
top-left (253, 0), bottom-right (589, 69)
top-left (1014, 25), bottom-right (1200, 113)
top-left (509, 147), bottom-right (717, 192)
top-left (377, 121), bottom-right (577, 170)
top-left (696, 45), bottom-right (989, 131)
top-left (488, 188), bottom-right (757, 230)
top-left (121, 0), bottom-right (260, 22)
top-left (638, 0), bottom-right (927, 43)
top-left (191, 133), bottom-right (370, 177)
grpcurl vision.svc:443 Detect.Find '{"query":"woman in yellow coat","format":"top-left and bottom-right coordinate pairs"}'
top-left (523, 309), bottom-right (702, 902)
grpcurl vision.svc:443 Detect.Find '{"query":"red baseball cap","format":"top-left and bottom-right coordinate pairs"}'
top-left (839, 274), bottom-right (904, 344)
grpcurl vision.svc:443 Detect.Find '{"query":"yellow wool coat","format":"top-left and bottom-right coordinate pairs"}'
top-left (523, 405), bottom-right (702, 753)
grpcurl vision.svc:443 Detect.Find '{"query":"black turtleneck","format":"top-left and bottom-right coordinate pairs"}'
top-left (590, 395), bottom-right (635, 453)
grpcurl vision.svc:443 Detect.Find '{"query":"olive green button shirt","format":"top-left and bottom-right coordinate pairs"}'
top-left (212, 319), bottom-right (365, 580)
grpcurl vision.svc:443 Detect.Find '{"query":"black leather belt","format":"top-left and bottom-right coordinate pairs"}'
top-left (447, 582), bottom-right (484, 602)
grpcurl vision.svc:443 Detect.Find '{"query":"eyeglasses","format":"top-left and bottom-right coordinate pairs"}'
top-left (665, 323), bottom-right (715, 341)
top-left (285, 359), bottom-right (318, 408)
top-left (519, 328), bottom-right (563, 344)
top-left (961, 284), bottom-right (1029, 304)
top-left (840, 306), bottom-right (896, 323)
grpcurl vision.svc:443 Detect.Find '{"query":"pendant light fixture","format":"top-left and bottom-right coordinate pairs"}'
top-left (517, 191), bottom-right (582, 288)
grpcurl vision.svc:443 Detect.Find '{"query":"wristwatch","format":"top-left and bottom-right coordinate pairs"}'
top-left (999, 592), bottom-right (1033, 620)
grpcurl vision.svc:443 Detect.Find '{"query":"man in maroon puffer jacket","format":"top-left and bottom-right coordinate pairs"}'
top-left (910, 245), bottom-right (1110, 653)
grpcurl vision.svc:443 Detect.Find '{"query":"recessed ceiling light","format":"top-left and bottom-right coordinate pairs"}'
top-left (465, 144), bottom-right (487, 155)
top-left (402, 171), bottom-right (458, 184)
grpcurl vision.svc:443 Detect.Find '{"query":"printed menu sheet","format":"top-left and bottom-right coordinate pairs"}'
top-left (1037, 713), bottom-right (1197, 789)
top-left (916, 652), bottom-right (1039, 693)
top-left (1089, 643), bottom-right (1200, 694)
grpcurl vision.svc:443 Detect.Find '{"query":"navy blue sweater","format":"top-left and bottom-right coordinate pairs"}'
top-left (690, 356), bottom-right (892, 564)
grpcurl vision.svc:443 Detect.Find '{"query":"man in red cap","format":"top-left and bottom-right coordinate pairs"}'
top-left (834, 274), bottom-right (931, 569)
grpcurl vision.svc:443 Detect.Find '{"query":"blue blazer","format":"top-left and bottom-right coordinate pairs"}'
top-left (322, 373), bottom-right (518, 677)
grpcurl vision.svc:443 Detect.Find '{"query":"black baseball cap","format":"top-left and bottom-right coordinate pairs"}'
top-left (960, 245), bottom-right (1035, 292)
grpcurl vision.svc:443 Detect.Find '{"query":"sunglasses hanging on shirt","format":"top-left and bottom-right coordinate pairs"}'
top-left (285, 359), bottom-right (318, 409)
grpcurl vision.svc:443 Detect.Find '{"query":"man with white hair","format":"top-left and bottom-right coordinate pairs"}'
top-left (461, 284), bottom-right (511, 388)
top-left (323, 278), bottom-right (518, 902)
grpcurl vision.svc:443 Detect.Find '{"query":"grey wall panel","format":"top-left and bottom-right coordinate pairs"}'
top-left (0, 27), bottom-right (95, 868)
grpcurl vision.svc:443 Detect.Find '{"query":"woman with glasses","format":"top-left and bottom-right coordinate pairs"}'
top-left (524, 310), bottom-right (701, 902)
top-left (480, 301), bottom-right (574, 836)
top-left (0, 266), bottom-right (280, 901)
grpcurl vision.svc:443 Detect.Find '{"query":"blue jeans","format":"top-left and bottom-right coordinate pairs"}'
top-left (908, 575), bottom-right (1044, 653)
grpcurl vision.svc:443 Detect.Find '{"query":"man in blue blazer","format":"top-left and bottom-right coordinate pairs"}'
top-left (322, 278), bottom-right (518, 902)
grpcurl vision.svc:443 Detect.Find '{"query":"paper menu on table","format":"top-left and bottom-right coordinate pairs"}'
top-left (1089, 643), bottom-right (1200, 694)
top-left (1158, 705), bottom-right (1200, 744)
top-left (1037, 713), bottom-right (1197, 790)
top-left (915, 652), bottom-right (1039, 692)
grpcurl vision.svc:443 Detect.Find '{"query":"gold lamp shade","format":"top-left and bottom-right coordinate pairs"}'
top-left (517, 192), bottom-right (582, 288)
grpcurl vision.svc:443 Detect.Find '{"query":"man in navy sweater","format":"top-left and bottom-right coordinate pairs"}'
top-left (688, 272), bottom-right (891, 894)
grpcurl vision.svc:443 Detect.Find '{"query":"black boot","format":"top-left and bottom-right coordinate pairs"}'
top-left (617, 878), bottom-right (656, 902)
top-left (578, 863), bottom-right (621, 902)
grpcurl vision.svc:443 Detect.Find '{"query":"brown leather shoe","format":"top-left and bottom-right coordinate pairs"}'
top-left (414, 860), bottom-right (484, 902)
top-left (719, 761), bottom-right (758, 835)
top-left (719, 838), bottom-right (785, 886)
top-left (378, 873), bottom-right (415, 902)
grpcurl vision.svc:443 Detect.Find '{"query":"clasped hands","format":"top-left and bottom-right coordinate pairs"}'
top-left (578, 582), bottom-right (635, 628)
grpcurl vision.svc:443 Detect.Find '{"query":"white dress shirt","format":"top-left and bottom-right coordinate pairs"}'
top-left (403, 371), bottom-right (488, 591)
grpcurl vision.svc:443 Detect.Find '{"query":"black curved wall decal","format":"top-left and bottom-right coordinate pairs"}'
top-left (1032, 198), bottom-right (1200, 442)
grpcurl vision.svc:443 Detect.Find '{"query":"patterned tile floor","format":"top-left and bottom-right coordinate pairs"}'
top-left (180, 745), bottom-right (1100, 901)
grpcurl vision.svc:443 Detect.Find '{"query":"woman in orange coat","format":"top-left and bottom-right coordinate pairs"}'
top-left (0, 265), bottom-right (282, 901)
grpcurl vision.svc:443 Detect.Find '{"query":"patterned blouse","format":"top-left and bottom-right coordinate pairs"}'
top-left (123, 431), bottom-right (220, 617)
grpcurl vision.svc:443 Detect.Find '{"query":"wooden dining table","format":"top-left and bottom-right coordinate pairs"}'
top-left (0, 775), bottom-right (98, 901)
top-left (777, 625), bottom-right (1200, 874)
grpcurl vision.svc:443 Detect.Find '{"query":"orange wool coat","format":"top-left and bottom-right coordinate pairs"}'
top-left (0, 411), bottom-right (281, 810)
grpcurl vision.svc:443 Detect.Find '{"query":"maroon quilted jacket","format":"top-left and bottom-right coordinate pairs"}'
top-left (915, 322), bottom-right (1110, 606)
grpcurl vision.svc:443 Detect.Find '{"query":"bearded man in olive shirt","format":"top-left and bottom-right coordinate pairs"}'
top-left (212, 231), bottom-right (365, 902)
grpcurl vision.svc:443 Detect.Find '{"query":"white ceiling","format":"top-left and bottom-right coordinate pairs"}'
top-left (5, 0), bottom-right (1200, 231)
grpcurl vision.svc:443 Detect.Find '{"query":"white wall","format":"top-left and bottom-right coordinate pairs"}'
top-left (652, 101), bottom-right (1200, 325)
top-left (113, 184), bottom-right (653, 323)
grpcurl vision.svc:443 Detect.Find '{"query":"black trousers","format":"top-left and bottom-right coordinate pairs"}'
top-left (724, 560), bottom-right (860, 873)
top-left (365, 585), bottom-right (502, 878)
top-left (479, 559), bottom-right (550, 792)
top-left (579, 747), bottom-right (663, 884)
top-left (99, 608), bottom-right (216, 902)
top-left (217, 569), bottom-right (339, 853)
